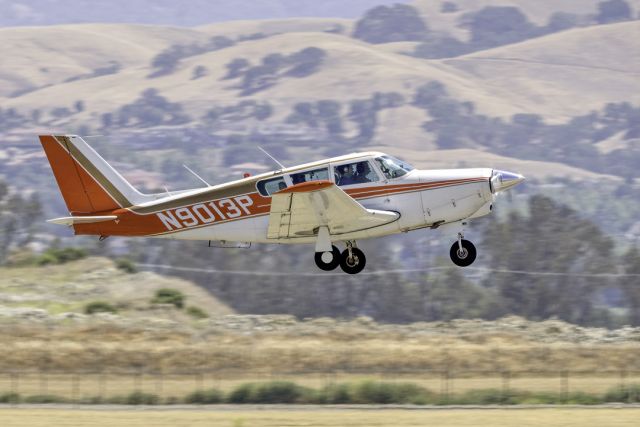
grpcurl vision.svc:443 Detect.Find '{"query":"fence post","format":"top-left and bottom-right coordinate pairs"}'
top-left (72, 374), bottom-right (80, 404)
top-left (10, 372), bottom-right (18, 404)
top-left (156, 370), bottom-right (164, 398)
top-left (99, 370), bottom-right (106, 401)
top-left (134, 369), bottom-right (142, 392)
top-left (560, 371), bottom-right (569, 403)
top-left (39, 368), bottom-right (48, 396)
top-left (196, 372), bottom-right (203, 391)
top-left (440, 370), bottom-right (450, 404)
top-left (501, 370), bottom-right (511, 402)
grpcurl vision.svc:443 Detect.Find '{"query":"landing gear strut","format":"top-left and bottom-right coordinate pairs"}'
top-left (449, 232), bottom-right (476, 267)
top-left (340, 241), bottom-right (366, 275)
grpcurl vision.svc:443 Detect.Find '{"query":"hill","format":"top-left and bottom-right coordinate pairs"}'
top-left (0, 257), bottom-right (234, 319)
top-left (440, 21), bottom-right (640, 120)
top-left (414, 0), bottom-right (640, 40)
top-left (2, 21), bottom-right (637, 122)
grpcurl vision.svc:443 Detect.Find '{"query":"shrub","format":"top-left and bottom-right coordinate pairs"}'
top-left (350, 381), bottom-right (432, 404)
top-left (186, 306), bottom-right (208, 319)
top-left (152, 288), bottom-right (185, 309)
top-left (85, 301), bottom-right (118, 315)
top-left (0, 392), bottom-right (20, 403)
top-left (227, 381), bottom-right (313, 404)
top-left (115, 257), bottom-right (137, 274)
top-left (184, 388), bottom-right (223, 404)
top-left (124, 391), bottom-right (160, 405)
top-left (37, 247), bottom-right (87, 265)
top-left (604, 384), bottom-right (640, 403)
top-left (318, 383), bottom-right (351, 404)
top-left (454, 388), bottom-right (526, 405)
top-left (24, 394), bottom-right (67, 403)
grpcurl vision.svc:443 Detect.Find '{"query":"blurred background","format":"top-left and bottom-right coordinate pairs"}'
top-left (0, 0), bottom-right (639, 410)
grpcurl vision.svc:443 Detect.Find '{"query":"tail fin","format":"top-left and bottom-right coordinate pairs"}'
top-left (39, 135), bottom-right (150, 215)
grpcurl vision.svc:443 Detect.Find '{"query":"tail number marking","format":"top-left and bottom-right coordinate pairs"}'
top-left (157, 196), bottom-right (254, 231)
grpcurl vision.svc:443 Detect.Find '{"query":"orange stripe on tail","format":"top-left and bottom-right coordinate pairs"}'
top-left (39, 135), bottom-right (120, 215)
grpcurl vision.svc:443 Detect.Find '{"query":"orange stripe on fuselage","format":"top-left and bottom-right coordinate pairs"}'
top-left (72, 178), bottom-right (486, 237)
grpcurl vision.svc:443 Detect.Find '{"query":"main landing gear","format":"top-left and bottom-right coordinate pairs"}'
top-left (449, 231), bottom-right (476, 267)
top-left (315, 241), bottom-right (366, 274)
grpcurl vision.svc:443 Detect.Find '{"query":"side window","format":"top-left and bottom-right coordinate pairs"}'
top-left (289, 168), bottom-right (329, 185)
top-left (257, 177), bottom-right (287, 196)
top-left (334, 161), bottom-right (379, 187)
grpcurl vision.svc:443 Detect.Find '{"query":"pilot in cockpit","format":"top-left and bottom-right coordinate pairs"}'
top-left (338, 165), bottom-right (357, 186)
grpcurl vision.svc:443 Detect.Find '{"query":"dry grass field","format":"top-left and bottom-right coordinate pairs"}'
top-left (1, 408), bottom-right (639, 427)
top-left (1, 258), bottom-right (639, 402)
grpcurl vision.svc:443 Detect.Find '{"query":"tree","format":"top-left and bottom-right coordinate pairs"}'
top-left (353, 4), bottom-right (429, 44)
top-left (482, 196), bottom-right (615, 325)
top-left (223, 58), bottom-right (250, 80)
top-left (74, 100), bottom-right (85, 113)
top-left (459, 6), bottom-right (536, 48)
top-left (191, 65), bottom-right (208, 80)
top-left (544, 12), bottom-right (581, 34)
top-left (596, 0), bottom-right (632, 24)
top-left (620, 246), bottom-right (640, 325)
top-left (286, 47), bottom-right (326, 77)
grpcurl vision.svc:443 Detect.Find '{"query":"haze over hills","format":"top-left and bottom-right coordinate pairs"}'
top-left (0, 0), bottom-right (406, 26)
top-left (7, 21), bottom-right (638, 120)
top-left (0, 16), bottom-right (638, 184)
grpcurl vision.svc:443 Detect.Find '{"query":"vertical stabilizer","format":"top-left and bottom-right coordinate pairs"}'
top-left (39, 135), bottom-right (150, 214)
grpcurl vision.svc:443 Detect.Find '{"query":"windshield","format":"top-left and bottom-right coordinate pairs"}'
top-left (375, 155), bottom-right (414, 179)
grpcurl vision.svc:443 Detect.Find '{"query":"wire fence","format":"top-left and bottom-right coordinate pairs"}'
top-left (1, 369), bottom-right (639, 404)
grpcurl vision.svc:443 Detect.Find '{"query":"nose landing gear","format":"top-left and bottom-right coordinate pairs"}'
top-left (450, 231), bottom-right (476, 267)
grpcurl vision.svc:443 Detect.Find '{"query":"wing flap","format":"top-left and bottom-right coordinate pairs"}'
top-left (267, 181), bottom-right (398, 239)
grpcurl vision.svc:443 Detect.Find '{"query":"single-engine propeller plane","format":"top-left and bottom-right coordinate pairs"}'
top-left (40, 135), bottom-right (524, 274)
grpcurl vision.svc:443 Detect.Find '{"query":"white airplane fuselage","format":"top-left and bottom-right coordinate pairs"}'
top-left (40, 135), bottom-right (524, 273)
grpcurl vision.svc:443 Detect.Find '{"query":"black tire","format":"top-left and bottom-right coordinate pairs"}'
top-left (340, 247), bottom-right (366, 274)
top-left (449, 239), bottom-right (477, 267)
top-left (314, 245), bottom-right (341, 271)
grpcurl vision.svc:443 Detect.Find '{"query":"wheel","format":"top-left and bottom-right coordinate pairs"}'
top-left (314, 245), bottom-right (341, 271)
top-left (340, 247), bottom-right (366, 274)
top-left (449, 239), bottom-right (477, 267)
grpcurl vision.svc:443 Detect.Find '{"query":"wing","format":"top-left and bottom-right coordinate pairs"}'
top-left (267, 180), bottom-right (399, 239)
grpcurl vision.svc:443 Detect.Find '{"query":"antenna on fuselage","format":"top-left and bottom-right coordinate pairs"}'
top-left (182, 164), bottom-right (212, 187)
top-left (257, 146), bottom-right (286, 170)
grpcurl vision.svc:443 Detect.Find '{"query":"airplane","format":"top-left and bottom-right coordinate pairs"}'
top-left (39, 134), bottom-right (524, 274)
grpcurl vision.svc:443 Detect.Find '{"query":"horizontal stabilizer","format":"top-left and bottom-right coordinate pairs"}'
top-left (47, 215), bottom-right (118, 226)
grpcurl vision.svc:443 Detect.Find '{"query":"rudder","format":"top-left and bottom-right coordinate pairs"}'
top-left (39, 135), bottom-right (144, 215)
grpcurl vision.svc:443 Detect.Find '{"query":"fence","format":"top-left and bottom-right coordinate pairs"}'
top-left (1, 369), bottom-right (639, 404)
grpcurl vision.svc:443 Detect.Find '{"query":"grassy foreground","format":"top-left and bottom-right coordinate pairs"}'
top-left (0, 408), bottom-right (639, 427)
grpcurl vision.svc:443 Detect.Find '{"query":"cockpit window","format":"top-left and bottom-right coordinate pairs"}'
top-left (334, 161), bottom-right (380, 186)
top-left (257, 176), bottom-right (287, 196)
top-left (289, 168), bottom-right (329, 185)
top-left (375, 155), bottom-right (414, 179)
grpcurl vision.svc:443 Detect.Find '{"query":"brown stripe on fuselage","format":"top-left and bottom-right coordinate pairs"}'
top-left (72, 177), bottom-right (487, 237)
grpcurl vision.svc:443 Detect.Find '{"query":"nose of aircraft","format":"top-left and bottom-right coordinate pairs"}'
top-left (491, 170), bottom-right (525, 193)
